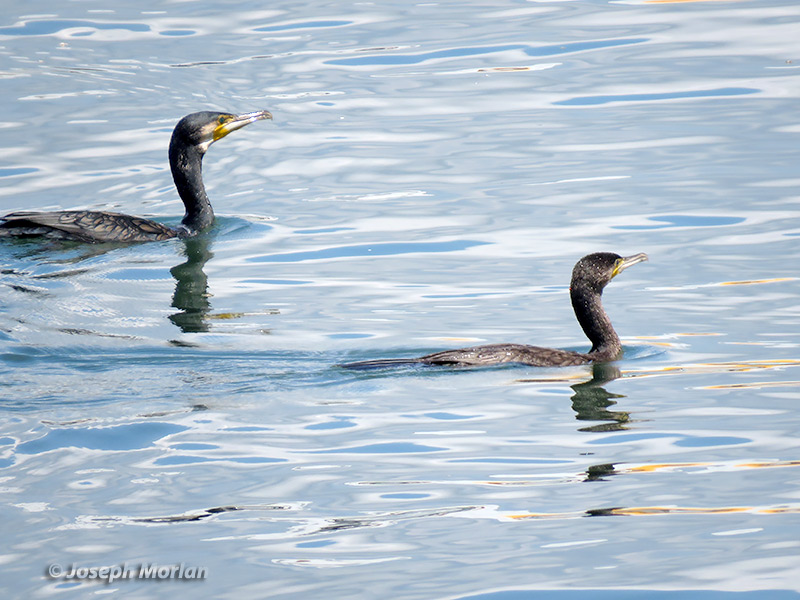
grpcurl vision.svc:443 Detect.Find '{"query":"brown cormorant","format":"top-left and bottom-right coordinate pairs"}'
top-left (339, 252), bottom-right (648, 369)
top-left (0, 110), bottom-right (272, 243)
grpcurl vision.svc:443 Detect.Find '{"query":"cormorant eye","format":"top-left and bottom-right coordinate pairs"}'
top-left (218, 116), bottom-right (226, 125)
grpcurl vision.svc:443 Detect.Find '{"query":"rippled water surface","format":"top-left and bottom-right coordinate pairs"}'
top-left (1, 1), bottom-right (799, 598)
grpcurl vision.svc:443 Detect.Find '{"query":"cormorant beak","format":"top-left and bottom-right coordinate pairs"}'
top-left (611, 252), bottom-right (648, 278)
top-left (212, 110), bottom-right (273, 142)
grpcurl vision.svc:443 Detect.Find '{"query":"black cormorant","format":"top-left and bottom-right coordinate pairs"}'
top-left (339, 252), bottom-right (648, 369)
top-left (0, 110), bottom-right (272, 243)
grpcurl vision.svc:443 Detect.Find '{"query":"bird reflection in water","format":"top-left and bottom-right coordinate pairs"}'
top-left (169, 236), bottom-right (213, 333)
top-left (570, 362), bottom-right (630, 432)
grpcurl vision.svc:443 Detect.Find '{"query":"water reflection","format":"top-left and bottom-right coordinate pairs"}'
top-left (583, 462), bottom-right (618, 482)
top-left (1, 233), bottom-right (231, 336)
top-left (0, 236), bottom-right (114, 264)
top-left (570, 363), bottom-right (629, 432)
top-left (169, 236), bottom-right (213, 333)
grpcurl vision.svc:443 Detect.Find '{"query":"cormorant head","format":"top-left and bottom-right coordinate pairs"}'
top-left (173, 110), bottom-right (273, 154)
top-left (571, 252), bottom-right (648, 292)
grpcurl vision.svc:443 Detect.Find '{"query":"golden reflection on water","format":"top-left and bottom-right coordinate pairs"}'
top-left (719, 278), bottom-right (796, 286)
top-left (621, 459), bottom-right (800, 472)
top-left (354, 460), bottom-right (800, 489)
top-left (650, 276), bottom-right (796, 291)
top-left (702, 380), bottom-right (800, 389)
top-left (507, 504), bottom-right (800, 520)
top-left (624, 359), bottom-right (800, 379)
top-left (516, 359), bottom-right (800, 385)
top-left (632, 332), bottom-right (722, 348)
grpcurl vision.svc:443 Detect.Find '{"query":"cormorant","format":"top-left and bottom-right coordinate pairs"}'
top-left (0, 110), bottom-right (272, 243)
top-left (339, 252), bottom-right (648, 369)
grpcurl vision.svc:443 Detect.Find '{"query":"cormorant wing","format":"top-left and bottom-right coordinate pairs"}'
top-left (0, 210), bottom-right (177, 243)
top-left (421, 343), bottom-right (591, 367)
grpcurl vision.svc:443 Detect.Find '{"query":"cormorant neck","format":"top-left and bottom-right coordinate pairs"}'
top-left (570, 281), bottom-right (621, 362)
top-left (169, 136), bottom-right (213, 235)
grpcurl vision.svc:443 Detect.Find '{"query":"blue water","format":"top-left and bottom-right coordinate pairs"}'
top-left (1, 1), bottom-right (800, 598)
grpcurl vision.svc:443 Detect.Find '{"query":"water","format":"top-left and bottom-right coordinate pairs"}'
top-left (1, 0), bottom-right (799, 598)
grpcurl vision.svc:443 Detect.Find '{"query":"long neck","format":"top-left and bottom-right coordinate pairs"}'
top-left (169, 137), bottom-right (214, 234)
top-left (570, 282), bottom-right (621, 361)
